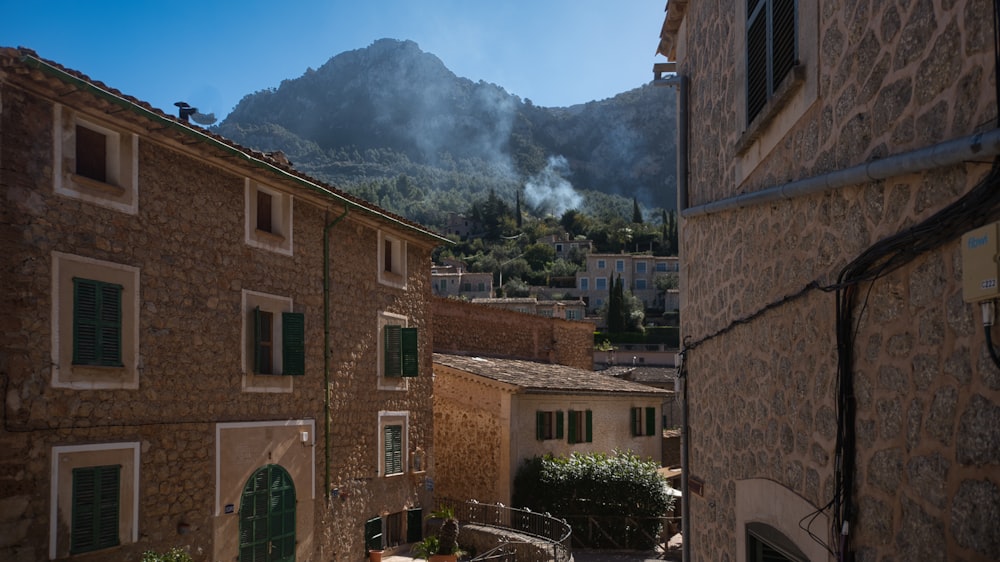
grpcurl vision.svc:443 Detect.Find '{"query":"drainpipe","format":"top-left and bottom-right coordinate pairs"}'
top-left (323, 205), bottom-right (350, 503)
top-left (654, 65), bottom-right (690, 562)
top-left (682, 127), bottom-right (1000, 218)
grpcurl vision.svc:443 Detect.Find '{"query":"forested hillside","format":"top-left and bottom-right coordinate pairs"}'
top-left (215, 38), bottom-right (677, 234)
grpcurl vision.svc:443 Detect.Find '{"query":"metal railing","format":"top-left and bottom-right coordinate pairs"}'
top-left (441, 500), bottom-right (572, 562)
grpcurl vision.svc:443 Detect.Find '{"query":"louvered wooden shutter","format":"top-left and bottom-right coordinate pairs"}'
top-left (585, 410), bottom-right (593, 443)
top-left (646, 407), bottom-right (657, 436)
top-left (556, 411), bottom-right (564, 439)
top-left (384, 325), bottom-right (402, 377)
top-left (73, 278), bottom-right (122, 366)
top-left (282, 312), bottom-right (305, 375)
top-left (384, 424), bottom-right (403, 475)
top-left (536, 411), bottom-right (544, 440)
top-left (631, 407), bottom-right (641, 436)
top-left (71, 465), bottom-right (120, 554)
top-left (401, 327), bottom-right (418, 377)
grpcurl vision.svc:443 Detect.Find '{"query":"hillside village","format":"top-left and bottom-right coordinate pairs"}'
top-left (2, 1), bottom-right (1000, 562)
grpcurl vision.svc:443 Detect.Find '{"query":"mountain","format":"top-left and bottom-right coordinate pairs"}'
top-left (215, 39), bottom-right (677, 232)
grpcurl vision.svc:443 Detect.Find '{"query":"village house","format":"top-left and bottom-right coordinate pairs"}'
top-left (431, 353), bottom-right (670, 507)
top-left (469, 297), bottom-right (587, 321)
top-left (0, 47), bottom-right (449, 561)
top-left (430, 262), bottom-right (493, 300)
top-left (575, 253), bottom-right (679, 314)
top-left (658, 1), bottom-right (1000, 561)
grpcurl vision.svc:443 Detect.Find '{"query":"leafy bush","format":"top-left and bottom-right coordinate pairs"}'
top-left (512, 450), bottom-right (674, 550)
top-left (141, 548), bottom-right (194, 562)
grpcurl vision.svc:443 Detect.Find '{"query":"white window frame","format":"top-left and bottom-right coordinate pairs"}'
top-left (53, 106), bottom-right (139, 214)
top-left (378, 230), bottom-right (408, 289)
top-left (50, 442), bottom-right (140, 559)
top-left (245, 179), bottom-right (294, 256)
top-left (595, 277), bottom-right (608, 291)
top-left (636, 262), bottom-right (647, 274)
top-left (616, 260), bottom-right (625, 272)
top-left (241, 290), bottom-right (296, 392)
top-left (579, 277), bottom-right (589, 291)
top-left (597, 259), bottom-right (606, 269)
top-left (378, 411), bottom-right (409, 477)
top-left (51, 252), bottom-right (140, 390)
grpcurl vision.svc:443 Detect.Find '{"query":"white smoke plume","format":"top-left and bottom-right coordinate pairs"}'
top-left (523, 155), bottom-right (583, 217)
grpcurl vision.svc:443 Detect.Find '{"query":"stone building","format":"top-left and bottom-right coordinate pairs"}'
top-left (430, 263), bottom-right (493, 299)
top-left (575, 253), bottom-right (679, 313)
top-left (658, 1), bottom-right (1000, 561)
top-left (432, 353), bottom-right (669, 506)
top-left (0, 48), bottom-right (448, 561)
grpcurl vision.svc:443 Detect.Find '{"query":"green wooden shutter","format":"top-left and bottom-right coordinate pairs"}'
top-left (407, 508), bottom-right (423, 542)
top-left (646, 407), bottom-right (657, 436)
top-left (556, 411), bottom-right (564, 439)
top-left (365, 516), bottom-right (383, 551)
top-left (384, 424), bottom-right (403, 475)
top-left (631, 407), bottom-right (640, 436)
top-left (73, 278), bottom-right (122, 366)
top-left (536, 411), bottom-right (544, 441)
top-left (568, 410), bottom-right (577, 444)
top-left (71, 465), bottom-right (120, 554)
top-left (585, 410), bottom-right (593, 443)
top-left (282, 312), bottom-right (305, 375)
top-left (384, 325), bottom-right (402, 377)
top-left (401, 327), bottom-right (418, 377)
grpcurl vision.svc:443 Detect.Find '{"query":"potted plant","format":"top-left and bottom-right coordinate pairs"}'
top-left (413, 507), bottom-right (461, 561)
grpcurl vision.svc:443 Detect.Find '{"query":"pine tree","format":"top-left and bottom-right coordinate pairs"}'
top-left (632, 197), bottom-right (643, 224)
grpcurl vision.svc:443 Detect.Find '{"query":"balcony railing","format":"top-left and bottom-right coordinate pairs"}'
top-left (441, 500), bottom-right (571, 562)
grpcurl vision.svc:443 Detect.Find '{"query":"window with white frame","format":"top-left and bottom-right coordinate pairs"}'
top-left (616, 260), bottom-right (625, 272)
top-left (379, 411), bottom-right (409, 477)
top-left (636, 262), bottom-right (647, 274)
top-left (50, 443), bottom-right (139, 559)
top-left (242, 290), bottom-right (305, 392)
top-left (636, 279), bottom-right (647, 290)
top-left (53, 107), bottom-right (139, 214)
top-left (245, 179), bottom-right (293, 255)
top-left (595, 277), bottom-right (608, 291)
top-left (566, 309), bottom-right (580, 320)
top-left (52, 252), bottom-right (139, 390)
top-left (656, 262), bottom-right (668, 272)
top-left (579, 277), bottom-right (589, 291)
top-left (378, 230), bottom-right (408, 289)
top-left (597, 259), bottom-right (606, 269)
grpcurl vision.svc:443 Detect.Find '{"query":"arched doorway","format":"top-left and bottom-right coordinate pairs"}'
top-left (239, 464), bottom-right (296, 562)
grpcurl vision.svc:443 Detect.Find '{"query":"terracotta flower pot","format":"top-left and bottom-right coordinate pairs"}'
top-left (369, 550), bottom-right (384, 562)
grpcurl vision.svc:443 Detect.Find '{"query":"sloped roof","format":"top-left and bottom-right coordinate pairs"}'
top-left (0, 46), bottom-right (449, 245)
top-left (433, 353), bottom-right (670, 396)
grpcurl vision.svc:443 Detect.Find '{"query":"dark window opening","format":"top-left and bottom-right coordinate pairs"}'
top-left (76, 125), bottom-right (108, 183)
top-left (256, 191), bottom-right (273, 233)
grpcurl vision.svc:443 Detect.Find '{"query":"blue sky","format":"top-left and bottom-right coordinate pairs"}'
top-left (3, 1), bottom-right (667, 120)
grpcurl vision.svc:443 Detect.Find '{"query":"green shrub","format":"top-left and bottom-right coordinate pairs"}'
top-left (141, 548), bottom-right (194, 562)
top-left (512, 450), bottom-right (674, 550)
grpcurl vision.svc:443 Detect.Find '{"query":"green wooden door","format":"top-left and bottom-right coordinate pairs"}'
top-left (239, 465), bottom-right (296, 562)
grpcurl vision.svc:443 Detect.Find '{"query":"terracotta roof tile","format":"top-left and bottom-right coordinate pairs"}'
top-left (433, 353), bottom-right (670, 396)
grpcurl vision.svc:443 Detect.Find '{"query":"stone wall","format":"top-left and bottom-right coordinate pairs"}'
top-left (432, 297), bottom-right (594, 370)
top-left (670, 1), bottom-right (1000, 560)
top-left (0, 62), bottom-right (438, 562)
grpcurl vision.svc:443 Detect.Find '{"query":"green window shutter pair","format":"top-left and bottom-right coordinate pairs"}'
top-left (569, 410), bottom-right (592, 444)
top-left (71, 465), bottom-right (121, 554)
top-left (384, 424), bottom-right (403, 475)
top-left (384, 325), bottom-right (419, 377)
top-left (536, 411), bottom-right (566, 441)
top-left (253, 307), bottom-right (305, 375)
top-left (72, 278), bottom-right (123, 367)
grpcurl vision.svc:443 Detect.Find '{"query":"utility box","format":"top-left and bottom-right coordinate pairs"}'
top-left (962, 222), bottom-right (1000, 303)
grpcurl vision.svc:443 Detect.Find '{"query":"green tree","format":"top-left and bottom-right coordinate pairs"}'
top-left (522, 242), bottom-right (556, 271)
top-left (606, 274), bottom-right (627, 333)
top-left (632, 197), bottom-right (643, 224)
